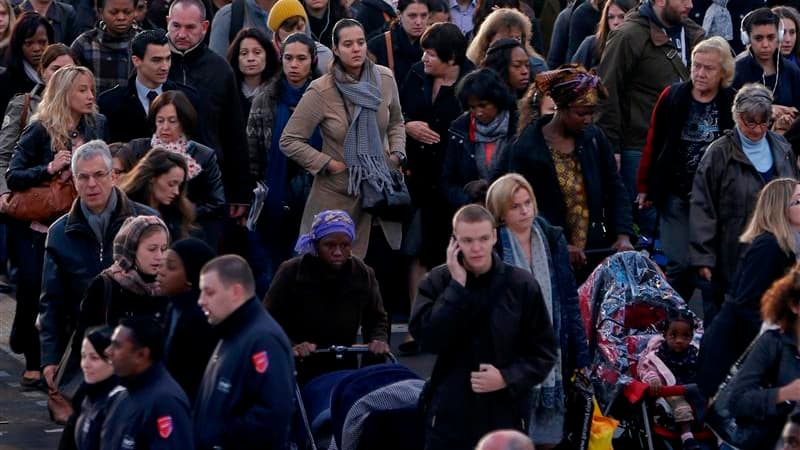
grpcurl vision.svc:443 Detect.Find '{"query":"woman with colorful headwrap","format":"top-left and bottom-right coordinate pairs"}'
top-left (264, 209), bottom-right (390, 385)
top-left (503, 64), bottom-right (633, 278)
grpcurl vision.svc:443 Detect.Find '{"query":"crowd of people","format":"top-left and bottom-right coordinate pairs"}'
top-left (3, 0), bottom-right (800, 447)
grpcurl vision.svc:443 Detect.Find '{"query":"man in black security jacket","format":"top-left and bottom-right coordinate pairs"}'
top-left (194, 255), bottom-right (295, 450)
top-left (103, 317), bottom-right (194, 449)
top-left (409, 204), bottom-right (557, 450)
top-left (98, 29), bottom-right (204, 144)
top-left (167, 0), bottom-right (253, 211)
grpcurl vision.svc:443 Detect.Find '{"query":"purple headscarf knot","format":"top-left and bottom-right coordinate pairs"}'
top-left (294, 210), bottom-right (356, 256)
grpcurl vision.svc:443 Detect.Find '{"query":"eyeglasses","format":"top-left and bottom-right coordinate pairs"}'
top-left (740, 118), bottom-right (772, 130)
top-left (75, 170), bottom-right (111, 183)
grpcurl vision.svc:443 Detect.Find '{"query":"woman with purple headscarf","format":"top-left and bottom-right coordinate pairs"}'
top-left (503, 64), bottom-right (633, 280)
top-left (263, 209), bottom-right (390, 384)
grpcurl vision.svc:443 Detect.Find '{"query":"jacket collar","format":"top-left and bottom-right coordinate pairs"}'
top-left (121, 362), bottom-right (166, 392)
top-left (20, 0), bottom-right (61, 23)
top-left (214, 297), bottom-right (261, 338)
top-left (169, 40), bottom-right (206, 62)
top-left (95, 21), bottom-right (140, 44)
top-left (65, 187), bottom-right (137, 236)
top-left (725, 129), bottom-right (792, 168)
top-left (294, 254), bottom-right (369, 287)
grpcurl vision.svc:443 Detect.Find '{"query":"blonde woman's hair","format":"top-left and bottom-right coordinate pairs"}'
top-left (740, 177), bottom-right (800, 255)
top-left (466, 8), bottom-right (540, 66)
top-left (32, 66), bottom-right (97, 151)
top-left (691, 36), bottom-right (736, 88)
top-left (0, 0), bottom-right (15, 47)
top-left (486, 173), bottom-right (538, 225)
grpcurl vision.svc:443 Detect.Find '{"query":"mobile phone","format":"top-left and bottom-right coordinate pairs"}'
top-left (452, 235), bottom-right (465, 266)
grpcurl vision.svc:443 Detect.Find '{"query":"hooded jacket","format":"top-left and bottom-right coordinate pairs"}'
top-left (597, 7), bottom-right (705, 150)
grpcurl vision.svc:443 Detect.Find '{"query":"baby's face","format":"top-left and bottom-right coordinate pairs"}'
top-left (664, 321), bottom-right (693, 354)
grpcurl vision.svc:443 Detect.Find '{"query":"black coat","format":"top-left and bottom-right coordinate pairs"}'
top-left (7, 115), bottom-right (107, 192)
top-left (504, 115), bottom-right (633, 248)
top-left (129, 138), bottom-right (227, 220)
top-left (409, 254), bottom-right (557, 450)
top-left (639, 81), bottom-right (735, 207)
top-left (39, 190), bottom-right (157, 366)
top-left (399, 60), bottom-right (472, 266)
top-left (697, 232), bottom-right (796, 396)
top-left (728, 329), bottom-right (800, 447)
top-left (0, 66), bottom-right (36, 117)
top-left (71, 377), bottom-right (124, 450)
top-left (169, 43), bottom-right (252, 203)
top-left (732, 51), bottom-right (800, 109)
top-left (97, 76), bottom-right (201, 144)
top-left (265, 254), bottom-right (389, 384)
top-left (194, 298), bottom-right (295, 450)
top-left (15, 0), bottom-right (83, 45)
top-left (103, 363), bottom-right (195, 450)
top-left (441, 111), bottom-right (518, 210)
top-left (352, 0), bottom-right (396, 40)
top-left (164, 290), bottom-right (218, 404)
top-left (368, 24), bottom-right (422, 89)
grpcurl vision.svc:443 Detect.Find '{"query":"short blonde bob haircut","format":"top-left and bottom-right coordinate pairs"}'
top-left (486, 173), bottom-right (539, 225)
top-left (691, 36), bottom-right (735, 88)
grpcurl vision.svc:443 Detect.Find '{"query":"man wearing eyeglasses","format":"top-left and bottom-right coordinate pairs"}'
top-left (39, 140), bottom-right (158, 393)
top-left (409, 204), bottom-right (556, 450)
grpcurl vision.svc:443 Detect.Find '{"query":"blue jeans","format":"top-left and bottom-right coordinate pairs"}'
top-left (621, 148), bottom-right (657, 238)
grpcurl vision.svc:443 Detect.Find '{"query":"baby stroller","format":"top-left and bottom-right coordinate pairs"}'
top-left (294, 346), bottom-right (426, 450)
top-left (577, 251), bottom-right (714, 450)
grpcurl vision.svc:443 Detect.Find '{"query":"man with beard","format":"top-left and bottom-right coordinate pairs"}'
top-left (732, 8), bottom-right (800, 115)
top-left (596, 0), bottom-right (704, 238)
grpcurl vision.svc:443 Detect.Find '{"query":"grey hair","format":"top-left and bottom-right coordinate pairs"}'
top-left (732, 83), bottom-right (773, 119)
top-left (71, 139), bottom-right (113, 174)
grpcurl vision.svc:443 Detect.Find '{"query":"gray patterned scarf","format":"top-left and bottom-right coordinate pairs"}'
top-left (333, 60), bottom-right (393, 196)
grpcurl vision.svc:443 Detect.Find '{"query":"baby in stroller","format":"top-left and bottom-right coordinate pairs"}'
top-left (637, 309), bottom-right (700, 450)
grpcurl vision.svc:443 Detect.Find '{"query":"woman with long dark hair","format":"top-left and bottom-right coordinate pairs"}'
top-left (0, 12), bottom-right (53, 113)
top-left (0, 0), bottom-right (17, 60)
top-left (226, 27), bottom-right (280, 118)
top-left (128, 90), bottom-right (227, 248)
top-left (571, 0), bottom-right (633, 69)
top-left (481, 37), bottom-right (530, 98)
top-left (120, 148), bottom-right (196, 240)
top-left (247, 32), bottom-right (321, 291)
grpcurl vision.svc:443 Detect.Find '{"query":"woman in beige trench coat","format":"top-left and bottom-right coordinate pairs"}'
top-left (280, 19), bottom-right (406, 259)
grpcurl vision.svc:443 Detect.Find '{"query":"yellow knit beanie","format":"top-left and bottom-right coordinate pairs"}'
top-left (267, 0), bottom-right (309, 32)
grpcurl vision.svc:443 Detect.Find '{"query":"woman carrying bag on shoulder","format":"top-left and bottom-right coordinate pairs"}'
top-left (5, 65), bottom-right (105, 391)
top-left (280, 18), bottom-right (406, 260)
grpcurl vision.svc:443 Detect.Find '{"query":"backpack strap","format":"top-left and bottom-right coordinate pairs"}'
top-left (102, 273), bottom-right (113, 325)
top-left (384, 30), bottom-right (394, 72)
top-left (18, 93), bottom-right (31, 137)
top-left (229, 0), bottom-right (245, 43)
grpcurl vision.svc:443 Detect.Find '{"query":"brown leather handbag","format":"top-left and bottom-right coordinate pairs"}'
top-left (6, 172), bottom-right (77, 223)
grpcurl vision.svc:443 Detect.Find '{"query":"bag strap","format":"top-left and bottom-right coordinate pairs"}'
top-left (660, 44), bottom-right (690, 82)
top-left (102, 273), bottom-right (113, 325)
top-left (384, 31), bottom-right (394, 72)
top-left (18, 93), bottom-right (31, 136)
top-left (229, 0), bottom-right (245, 43)
top-left (710, 329), bottom-right (782, 404)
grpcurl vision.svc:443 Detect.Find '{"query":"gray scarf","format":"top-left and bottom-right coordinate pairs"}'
top-left (80, 189), bottom-right (118, 244)
top-left (473, 110), bottom-right (511, 180)
top-left (333, 61), bottom-right (393, 196)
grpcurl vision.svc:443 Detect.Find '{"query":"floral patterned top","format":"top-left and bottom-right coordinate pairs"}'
top-left (550, 147), bottom-right (589, 249)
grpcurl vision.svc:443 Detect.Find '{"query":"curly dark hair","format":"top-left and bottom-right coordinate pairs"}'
top-left (761, 263), bottom-right (800, 333)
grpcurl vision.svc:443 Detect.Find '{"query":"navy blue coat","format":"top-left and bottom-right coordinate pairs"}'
top-left (194, 297), bottom-right (295, 450)
top-left (103, 363), bottom-right (195, 450)
top-left (39, 190), bottom-right (157, 367)
top-left (732, 51), bottom-right (800, 109)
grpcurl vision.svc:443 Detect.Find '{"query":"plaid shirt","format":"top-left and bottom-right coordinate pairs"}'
top-left (71, 22), bottom-right (139, 94)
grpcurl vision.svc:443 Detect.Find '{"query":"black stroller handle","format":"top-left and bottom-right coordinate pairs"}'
top-left (313, 345), bottom-right (399, 364)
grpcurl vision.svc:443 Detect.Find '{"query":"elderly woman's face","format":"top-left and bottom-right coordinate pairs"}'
top-left (736, 111), bottom-right (770, 142)
top-left (691, 50), bottom-right (723, 94)
top-left (317, 232), bottom-right (352, 268)
top-left (155, 103), bottom-right (184, 143)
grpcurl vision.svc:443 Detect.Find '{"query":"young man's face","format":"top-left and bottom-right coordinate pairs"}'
top-left (750, 23), bottom-right (779, 64)
top-left (452, 220), bottom-right (496, 274)
top-left (133, 43), bottom-right (171, 86)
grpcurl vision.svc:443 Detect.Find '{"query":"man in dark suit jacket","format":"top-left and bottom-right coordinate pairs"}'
top-left (98, 29), bottom-right (203, 144)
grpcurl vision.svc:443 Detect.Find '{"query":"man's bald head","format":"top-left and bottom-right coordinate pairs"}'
top-left (475, 430), bottom-right (535, 450)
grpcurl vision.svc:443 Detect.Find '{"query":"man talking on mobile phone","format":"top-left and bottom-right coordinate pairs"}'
top-left (409, 204), bottom-right (558, 450)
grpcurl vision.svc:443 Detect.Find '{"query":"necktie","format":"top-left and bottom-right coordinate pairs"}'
top-left (147, 90), bottom-right (158, 104)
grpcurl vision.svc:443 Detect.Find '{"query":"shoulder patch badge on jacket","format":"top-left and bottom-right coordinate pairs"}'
top-left (252, 350), bottom-right (269, 374)
top-left (157, 416), bottom-right (173, 439)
